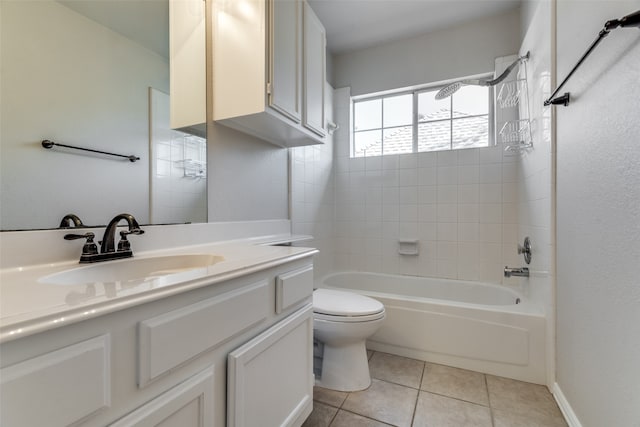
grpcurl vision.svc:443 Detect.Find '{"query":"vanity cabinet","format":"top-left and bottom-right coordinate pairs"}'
top-left (0, 258), bottom-right (315, 427)
top-left (212, 0), bottom-right (327, 147)
top-left (110, 368), bottom-right (215, 427)
top-left (228, 304), bottom-right (313, 427)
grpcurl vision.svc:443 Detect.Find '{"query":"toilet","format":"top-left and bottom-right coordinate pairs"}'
top-left (312, 289), bottom-right (385, 392)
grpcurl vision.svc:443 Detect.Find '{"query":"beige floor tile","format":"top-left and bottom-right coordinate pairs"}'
top-left (421, 362), bottom-right (489, 406)
top-left (487, 375), bottom-right (565, 421)
top-left (330, 410), bottom-right (391, 427)
top-left (342, 379), bottom-right (418, 427)
top-left (413, 392), bottom-right (492, 427)
top-left (493, 408), bottom-right (569, 427)
top-left (369, 352), bottom-right (425, 388)
top-left (302, 402), bottom-right (338, 427)
top-left (314, 386), bottom-right (348, 408)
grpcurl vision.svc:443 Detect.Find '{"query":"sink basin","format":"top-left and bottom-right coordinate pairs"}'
top-left (39, 254), bottom-right (224, 286)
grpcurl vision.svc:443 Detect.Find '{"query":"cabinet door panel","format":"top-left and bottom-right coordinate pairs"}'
top-left (302, 2), bottom-right (326, 137)
top-left (228, 304), bottom-right (314, 427)
top-left (0, 335), bottom-right (110, 427)
top-left (269, 0), bottom-right (301, 123)
top-left (138, 280), bottom-right (269, 387)
top-left (276, 264), bottom-right (313, 314)
top-left (110, 367), bottom-right (214, 427)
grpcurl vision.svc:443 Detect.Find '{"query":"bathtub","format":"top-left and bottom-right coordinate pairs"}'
top-left (318, 271), bottom-right (546, 384)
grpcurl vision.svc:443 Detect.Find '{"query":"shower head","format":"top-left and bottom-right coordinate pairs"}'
top-left (434, 51), bottom-right (530, 100)
top-left (435, 79), bottom-right (486, 100)
top-left (434, 81), bottom-right (463, 100)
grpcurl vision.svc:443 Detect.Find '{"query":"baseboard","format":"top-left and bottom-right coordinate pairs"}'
top-left (552, 383), bottom-right (583, 427)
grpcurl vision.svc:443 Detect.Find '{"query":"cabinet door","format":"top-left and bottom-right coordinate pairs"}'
top-left (268, 0), bottom-right (301, 123)
top-left (0, 335), bottom-right (110, 427)
top-left (110, 368), bottom-right (214, 427)
top-left (169, 0), bottom-right (205, 130)
top-left (302, 2), bottom-right (326, 137)
top-left (227, 304), bottom-right (314, 427)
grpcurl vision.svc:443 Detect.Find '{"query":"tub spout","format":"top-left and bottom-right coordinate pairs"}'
top-left (504, 266), bottom-right (529, 278)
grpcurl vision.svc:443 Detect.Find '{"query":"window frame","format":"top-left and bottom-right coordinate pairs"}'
top-left (350, 74), bottom-right (495, 157)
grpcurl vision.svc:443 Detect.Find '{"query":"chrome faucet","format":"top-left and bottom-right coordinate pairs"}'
top-left (504, 266), bottom-right (529, 278)
top-left (65, 213), bottom-right (144, 263)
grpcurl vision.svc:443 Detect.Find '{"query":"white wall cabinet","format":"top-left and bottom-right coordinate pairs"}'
top-left (302, 2), bottom-right (326, 138)
top-left (169, 0), bottom-right (206, 134)
top-left (0, 259), bottom-right (314, 427)
top-left (213, 0), bottom-right (327, 147)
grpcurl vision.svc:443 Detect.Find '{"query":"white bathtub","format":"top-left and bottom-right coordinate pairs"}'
top-left (319, 271), bottom-right (546, 384)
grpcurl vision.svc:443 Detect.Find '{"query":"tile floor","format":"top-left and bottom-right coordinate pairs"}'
top-left (303, 351), bottom-right (568, 427)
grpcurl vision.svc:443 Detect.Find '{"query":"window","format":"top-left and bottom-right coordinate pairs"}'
top-left (352, 81), bottom-right (492, 157)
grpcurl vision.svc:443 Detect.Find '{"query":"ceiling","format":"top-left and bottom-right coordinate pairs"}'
top-left (308, 0), bottom-right (522, 54)
top-left (59, 0), bottom-right (521, 59)
top-left (58, 0), bottom-right (169, 59)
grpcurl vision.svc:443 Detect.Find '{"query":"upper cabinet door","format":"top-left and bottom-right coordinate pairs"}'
top-left (169, 0), bottom-right (206, 131)
top-left (302, 2), bottom-right (326, 137)
top-left (268, 0), bottom-right (301, 123)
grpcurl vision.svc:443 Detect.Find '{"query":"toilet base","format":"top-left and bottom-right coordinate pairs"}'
top-left (315, 341), bottom-right (371, 392)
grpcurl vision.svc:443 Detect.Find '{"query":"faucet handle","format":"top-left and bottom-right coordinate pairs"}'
top-left (64, 232), bottom-right (99, 256)
top-left (517, 237), bottom-right (532, 264)
top-left (117, 229), bottom-right (145, 251)
top-left (125, 228), bottom-right (145, 235)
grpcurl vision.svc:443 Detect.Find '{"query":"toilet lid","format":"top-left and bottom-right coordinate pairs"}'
top-left (313, 289), bottom-right (384, 317)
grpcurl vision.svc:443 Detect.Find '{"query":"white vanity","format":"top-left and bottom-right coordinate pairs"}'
top-left (0, 235), bottom-right (317, 427)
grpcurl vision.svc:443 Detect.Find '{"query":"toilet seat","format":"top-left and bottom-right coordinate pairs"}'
top-left (313, 289), bottom-right (385, 322)
top-left (314, 311), bottom-right (385, 323)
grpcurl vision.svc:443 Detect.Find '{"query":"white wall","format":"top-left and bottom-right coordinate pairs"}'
top-left (206, 123), bottom-right (289, 221)
top-left (0, 0), bottom-right (168, 229)
top-left (555, 1), bottom-right (640, 426)
top-left (332, 8), bottom-right (521, 96)
top-left (517, 0), bottom-right (555, 387)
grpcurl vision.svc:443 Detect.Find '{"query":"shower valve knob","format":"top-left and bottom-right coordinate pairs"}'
top-left (518, 237), bottom-right (532, 264)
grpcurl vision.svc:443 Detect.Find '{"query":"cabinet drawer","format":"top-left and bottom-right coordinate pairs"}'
top-left (110, 367), bottom-right (214, 427)
top-left (276, 264), bottom-right (313, 314)
top-left (138, 280), bottom-right (269, 387)
top-left (0, 335), bottom-right (110, 427)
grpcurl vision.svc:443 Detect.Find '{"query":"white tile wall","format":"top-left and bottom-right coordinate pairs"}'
top-left (327, 88), bottom-right (520, 283)
top-left (516, 2), bottom-right (554, 312)
top-left (291, 84), bottom-right (542, 287)
top-left (150, 89), bottom-right (207, 225)
top-left (290, 84), bottom-right (339, 278)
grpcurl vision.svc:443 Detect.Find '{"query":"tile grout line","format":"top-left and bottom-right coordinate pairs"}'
top-left (326, 405), bottom-right (340, 427)
top-left (485, 374), bottom-right (496, 427)
top-left (371, 375), bottom-right (491, 409)
top-left (335, 408), bottom-right (396, 427)
top-left (410, 361), bottom-right (426, 427)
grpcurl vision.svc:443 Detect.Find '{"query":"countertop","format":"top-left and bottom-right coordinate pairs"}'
top-left (0, 240), bottom-right (317, 343)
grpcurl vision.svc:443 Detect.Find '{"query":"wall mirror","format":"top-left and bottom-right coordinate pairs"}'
top-left (0, 0), bottom-right (207, 231)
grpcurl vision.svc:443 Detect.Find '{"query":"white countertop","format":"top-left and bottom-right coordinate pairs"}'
top-left (0, 240), bottom-right (317, 343)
